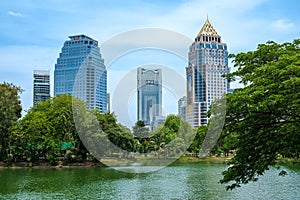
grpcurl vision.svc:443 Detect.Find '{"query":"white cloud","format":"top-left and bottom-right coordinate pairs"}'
top-left (271, 19), bottom-right (294, 32)
top-left (7, 11), bottom-right (24, 17)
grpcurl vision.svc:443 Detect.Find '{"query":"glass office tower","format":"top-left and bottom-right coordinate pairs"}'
top-left (178, 96), bottom-right (187, 120)
top-left (137, 67), bottom-right (162, 125)
top-left (54, 35), bottom-right (107, 112)
top-left (186, 19), bottom-right (228, 128)
top-left (33, 70), bottom-right (50, 106)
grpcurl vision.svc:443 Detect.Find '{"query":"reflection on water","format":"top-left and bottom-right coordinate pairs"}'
top-left (0, 163), bottom-right (299, 199)
top-left (113, 165), bottom-right (166, 173)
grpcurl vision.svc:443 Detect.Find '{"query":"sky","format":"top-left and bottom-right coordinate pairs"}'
top-left (0, 0), bottom-right (299, 127)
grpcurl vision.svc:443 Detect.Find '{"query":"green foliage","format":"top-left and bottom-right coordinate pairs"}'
top-left (188, 126), bottom-right (207, 153)
top-left (94, 111), bottom-right (137, 154)
top-left (6, 94), bottom-right (89, 163)
top-left (148, 115), bottom-right (195, 158)
top-left (132, 120), bottom-right (149, 138)
top-left (0, 82), bottom-right (22, 160)
top-left (216, 131), bottom-right (238, 156)
top-left (220, 39), bottom-right (300, 190)
top-left (76, 110), bottom-right (136, 160)
top-left (164, 115), bottom-right (180, 133)
top-left (1, 92), bottom-right (148, 163)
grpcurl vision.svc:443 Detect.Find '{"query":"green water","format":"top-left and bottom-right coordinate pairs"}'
top-left (0, 163), bottom-right (299, 199)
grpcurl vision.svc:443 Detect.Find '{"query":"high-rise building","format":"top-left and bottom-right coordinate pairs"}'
top-left (106, 93), bottom-right (110, 112)
top-left (54, 35), bottom-right (107, 112)
top-left (151, 116), bottom-right (166, 131)
top-left (227, 88), bottom-right (234, 94)
top-left (186, 19), bottom-right (228, 128)
top-left (137, 67), bottom-right (162, 125)
top-left (178, 96), bottom-right (187, 120)
top-left (33, 70), bottom-right (50, 106)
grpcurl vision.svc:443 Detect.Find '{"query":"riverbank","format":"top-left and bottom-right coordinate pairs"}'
top-left (1, 156), bottom-right (299, 169)
top-left (174, 155), bottom-right (232, 164)
top-left (0, 160), bottom-right (105, 169)
top-left (0, 156), bottom-right (232, 169)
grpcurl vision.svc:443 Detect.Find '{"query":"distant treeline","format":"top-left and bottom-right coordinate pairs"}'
top-left (0, 88), bottom-right (215, 166)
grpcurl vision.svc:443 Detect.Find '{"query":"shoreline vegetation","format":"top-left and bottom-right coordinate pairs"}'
top-left (0, 155), bottom-right (230, 169)
top-left (1, 155), bottom-right (299, 169)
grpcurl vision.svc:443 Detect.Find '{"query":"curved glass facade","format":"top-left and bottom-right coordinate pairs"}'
top-left (54, 35), bottom-right (107, 112)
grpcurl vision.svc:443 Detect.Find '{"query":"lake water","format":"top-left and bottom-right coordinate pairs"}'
top-left (0, 163), bottom-right (299, 199)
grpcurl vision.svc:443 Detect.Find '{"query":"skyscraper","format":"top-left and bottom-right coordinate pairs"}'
top-left (106, 93), bottom-right (110, 112)
top-left (178, 96), bottom-right (187, 120)
top-left (33, 70), bottom-right (50, 106)
top-left (186, 19), bottom-right (228, 128)
top-left (227, 88), bottom-right (234, 94)
top-left (137, 67), bottom-right (162, 125)
top-left (54, 35), bottom-right (107, 112)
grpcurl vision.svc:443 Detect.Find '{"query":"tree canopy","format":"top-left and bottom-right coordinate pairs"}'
top-left (1, 89), bottom-right (199, 165)
top-left (8, 94), bottom-right (89, 164)
top-left (220, 39), bottom-right (300, 189)
top-left (0, 82), bottom-right (22, 160)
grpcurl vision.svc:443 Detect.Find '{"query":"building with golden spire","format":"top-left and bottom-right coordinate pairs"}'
top-left (186, 18), bottom-right (228, 127)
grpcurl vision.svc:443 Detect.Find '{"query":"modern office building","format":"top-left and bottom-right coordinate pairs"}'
top-left (178, 96), bottom-right (187, 120)
top-left (33, 70), bottom-right (50, 106)
top-left (137, 67), bottom-right (162, 125)
top-left (227, 88), bottom-right (234, 94)
top-left (107, 93), bottom-right (110, 112)
top-left (151, 116), bottom-right (167, 131)
top-left (54, 35), bottom-right (107, 112)
top-left (186, 19), bottom-right (228, 128)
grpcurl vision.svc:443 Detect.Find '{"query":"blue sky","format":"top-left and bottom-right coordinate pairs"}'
top-left (0, 0), bottom-right (299, 127)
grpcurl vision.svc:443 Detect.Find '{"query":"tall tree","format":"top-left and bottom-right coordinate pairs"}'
top-left (220, 39), bottom-right (300, 190)
top-left (10, 94), bottom-right (89, 163)
top-left (132, 120), bottom-right (149, 138)
top-left (0, 83), bottom-right (22, 160)
top-left (150, 115), bottom-right (194, 157)
top-left (91, 111), bottom-right (137, 156)
top-left (188, 126), bottom-right (207, 153)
